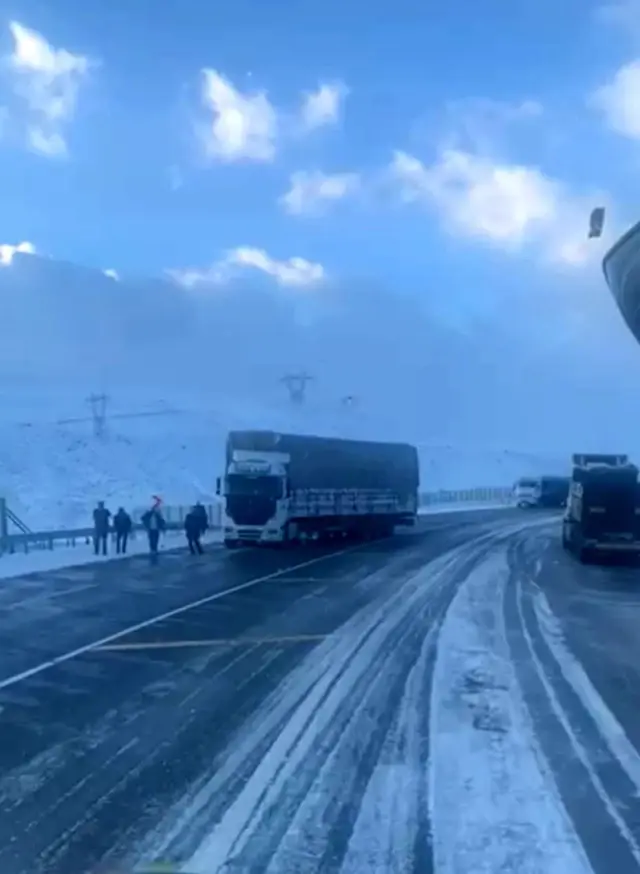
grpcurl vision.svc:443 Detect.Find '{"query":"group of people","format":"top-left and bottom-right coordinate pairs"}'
top-left (92, 500), bottom-right (209, 558)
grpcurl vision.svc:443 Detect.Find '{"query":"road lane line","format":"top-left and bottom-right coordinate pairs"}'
top-left (0, 547), bottom-right (359, 691)
top-left (95, 634), bottom-right (328, 652)
top-left (5, 583), bottom-right (98, 611)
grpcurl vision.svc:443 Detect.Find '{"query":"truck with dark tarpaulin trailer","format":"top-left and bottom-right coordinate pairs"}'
top-left (562, 453), bottom-right (640, 562)
top-left (217, 430), bottom-right (420, 547)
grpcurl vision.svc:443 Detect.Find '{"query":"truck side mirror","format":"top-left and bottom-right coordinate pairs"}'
top-left (216, 477), bottom-right (221, 496)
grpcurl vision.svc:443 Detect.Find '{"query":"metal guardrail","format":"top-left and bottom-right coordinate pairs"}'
top-left (0, 490), bottom-right (514, 556)
top-left (419, 486), bottom-right (514, 506)
top-left (0, 522), bottom-right (189, 555)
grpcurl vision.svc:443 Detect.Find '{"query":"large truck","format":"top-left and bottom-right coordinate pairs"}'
top-left (514, 475), bottom-right (570, 509)
top-left (538, 475), bottom-right (570, 509)
top-left (562, 453), bottom-right (640, 562)
top-left (217, 430), bottom-right (420, 547)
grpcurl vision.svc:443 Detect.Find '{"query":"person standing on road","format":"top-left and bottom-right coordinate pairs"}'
top-left (141, 504), bottom-right (166, 558)
top-left (184, 506), bottom-right (204, 555)
top-left (92, 501), bottom-right (111, 556)
top-left (113, 507), bottom-right (132, 554)
top-left (193, 502), bottom-right (209, 537)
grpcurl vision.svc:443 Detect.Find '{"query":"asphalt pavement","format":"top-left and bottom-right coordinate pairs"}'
top-left (507, 528), bottom-right (640, 874)
top-left (2, 508), bottom-right (639, 874)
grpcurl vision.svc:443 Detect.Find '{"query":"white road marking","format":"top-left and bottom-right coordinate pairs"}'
top-left (4, 583), bottom-right (98, 611)
top-left (515, 576), bottom-right (640, 865)
top-left (532, 585), bottom-right (640, 795)
top-left (0, 547), bottom-right (359, 692)
top-left (95, 635), bottom-right (327, 652)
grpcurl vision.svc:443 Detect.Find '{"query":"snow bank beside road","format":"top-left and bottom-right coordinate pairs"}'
top-left (419, 501), bottom-right (513, 515)
top-left (0, 530), bottom-right (223, 581)
top-left (430, 549), bottom-right (591, 874)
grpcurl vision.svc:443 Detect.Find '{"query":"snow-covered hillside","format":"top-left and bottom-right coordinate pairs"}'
top-left (0, 392), bottom-right (571, 530)
top-left (1, 248), bottom-right (640, 529)
top-left (3, 250), bottom-right (640, 446)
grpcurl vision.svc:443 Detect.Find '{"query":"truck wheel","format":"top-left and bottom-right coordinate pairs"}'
top-left (561, 526), bottom-right (569, 550)
top-left (283, 523), bottom-right (299, 547)
top-left (578, 545), bottom-right (591, 564)
top-left (224, 538), bottom-right (240, 549)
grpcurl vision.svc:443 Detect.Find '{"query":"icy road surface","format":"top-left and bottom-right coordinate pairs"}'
top-left (0, 510), bottom-right (639, 874)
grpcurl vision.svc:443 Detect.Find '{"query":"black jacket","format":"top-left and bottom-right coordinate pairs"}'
top-left (113, 510), bottom-right (132, 534)
top-left (193, 504), bottom-right (209, 534)
top-left (185, 511), bottom-right (202, 537)
top-left (93, 507), bottom-right (111, 534)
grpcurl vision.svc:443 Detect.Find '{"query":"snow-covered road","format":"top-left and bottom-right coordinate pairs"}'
top-left (1, 509), bottom-right (640, 874)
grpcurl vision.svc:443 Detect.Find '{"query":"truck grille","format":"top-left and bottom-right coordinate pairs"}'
top-left (237, 528), bottom-right (261, 541)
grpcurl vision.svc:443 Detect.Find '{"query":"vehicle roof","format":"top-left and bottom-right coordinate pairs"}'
top-left (572, 462), bottom-right (639, 478)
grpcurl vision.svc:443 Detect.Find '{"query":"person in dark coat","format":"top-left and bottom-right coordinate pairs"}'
top-left (193, 502), bottom-right (209, 536)
top-left (113, 507), bottom-right (132, 554)
top-left (92, 501), bottom-right (111, 556)
top-left (185, 507), bottom-right (204, 555)
top-left (141, 505), bottom-right (166, 557)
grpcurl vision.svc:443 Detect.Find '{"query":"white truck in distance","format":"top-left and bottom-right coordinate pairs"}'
top-left (217, 430), bottom-right (420, 548)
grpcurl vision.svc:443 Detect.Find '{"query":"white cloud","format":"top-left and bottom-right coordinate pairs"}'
top-left (389, 148), bottom-right (612, 268)
top-left (280, 170), bottom-right (360, 215)
top-left (200, 69), bottom-right (277, 162)
top-left (169, 246), bottom-right (326, 290)
top-left (228, 247), bottom-right (325, 285)
top-left (0, 240), bottom-right (36, 265)
top-left (7, 21), bottom-right (90, 157)
top-left (591, 60), bottom-right (640, 140)
top-left (300, 81), bottom-right (348, 131)
top-left (103, 268), bottom-right (119, 280)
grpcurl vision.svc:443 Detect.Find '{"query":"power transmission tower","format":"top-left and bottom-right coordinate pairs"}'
top-left (87, 392), bottom-right (109, 438)
top-left (281, 372), bottom-right (313, 406)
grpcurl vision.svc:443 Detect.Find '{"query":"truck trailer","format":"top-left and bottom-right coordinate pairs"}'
top-left (217, 430), bottom-right (420, 547)
top-left (562, 453), bottom-right (640, 562)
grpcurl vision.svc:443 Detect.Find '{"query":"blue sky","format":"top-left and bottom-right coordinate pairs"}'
top-left (1, 0), bottom-right (640, 329)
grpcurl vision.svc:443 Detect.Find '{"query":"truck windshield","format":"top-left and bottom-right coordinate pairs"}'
top-left (226, 474), bottom-right (282, 499)
top-left (517, 479), bottom-right (538, 489)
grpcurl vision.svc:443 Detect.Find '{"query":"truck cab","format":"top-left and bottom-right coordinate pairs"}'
top-left (218, 452), bottom-right (291, 546)
top-left (562, 453), bottom-right (640, 562)
top-left (514, 477), bottom-right (540, 508)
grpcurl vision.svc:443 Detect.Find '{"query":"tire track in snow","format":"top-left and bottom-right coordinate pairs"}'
top-left (0, 641), bottom-right (290, 874)
top-left (505, 541), bottom-right (640, 871)
top-left (144, 534), bottom-right (493, 874)
top-left (336, 598), bottom-right (434, 874)
top-left (430, 547), bottom-right (593, 874)
top-left (504, 534), bottom-right (640, 870)
top-left (531, 587), bottom-right (640, 794)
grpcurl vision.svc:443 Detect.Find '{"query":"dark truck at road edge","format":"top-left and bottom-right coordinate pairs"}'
top-left (217, 430), bottom-right (419, 547)
top-left (562, 453), bottom-right (640, 562)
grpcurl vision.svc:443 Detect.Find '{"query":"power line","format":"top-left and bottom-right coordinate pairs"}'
top-left (281, 372), bottom-right (313, 406)
top-left (86, 392), bottom-right (109, 438)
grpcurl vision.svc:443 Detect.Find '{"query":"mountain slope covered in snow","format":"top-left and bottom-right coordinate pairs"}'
top-left (3, 250), bottom-right (640, 446)
top-left (1, 249), bottom-right (640, 527)
top-left (1, 405), bottom-right (571, 530)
